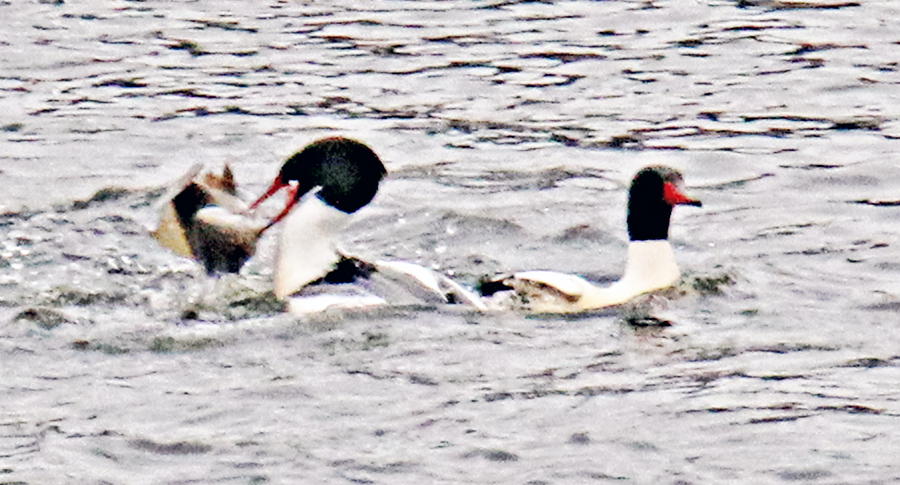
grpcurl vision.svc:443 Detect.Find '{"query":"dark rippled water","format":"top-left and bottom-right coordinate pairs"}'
top-left (3, 1), bottom-right (900, 483)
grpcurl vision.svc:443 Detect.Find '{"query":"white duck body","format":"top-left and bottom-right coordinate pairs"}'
top-left (275, 189), bottom-right (485, 316)
top-left (274, 193), bottom-right (347, 300)
top-left (500, 240), bottom-right (680, 313)
top-left (285, 260), bottom-right (486, 316)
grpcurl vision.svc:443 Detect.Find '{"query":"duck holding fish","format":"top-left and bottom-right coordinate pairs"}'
top-left (150, 137), bottom-right (484, 315)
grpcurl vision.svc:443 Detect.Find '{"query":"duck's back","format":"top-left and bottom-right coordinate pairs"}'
top-left (285, 257), bottom-right (485, 315)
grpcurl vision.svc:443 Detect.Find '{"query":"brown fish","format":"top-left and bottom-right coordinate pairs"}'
top-left (151, 164), bottom-right (266, 274)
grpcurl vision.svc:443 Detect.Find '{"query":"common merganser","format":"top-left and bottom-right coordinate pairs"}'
top-left (480, 166), bottom-right (702, 313)
top-left (249, 137), bottom-right (485, 315)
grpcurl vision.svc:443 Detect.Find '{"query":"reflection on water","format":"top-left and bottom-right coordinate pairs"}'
top-left (3, 1), bottom-right (900, 483)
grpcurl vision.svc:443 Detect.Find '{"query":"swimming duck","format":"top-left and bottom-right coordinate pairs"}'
top-left (480, 166), bottom-right (702, 313)
top-left (248, 137), bottom-right (485, 315)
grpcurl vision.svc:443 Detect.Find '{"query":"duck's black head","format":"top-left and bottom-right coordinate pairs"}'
top-left (251, 137), bottom-right (387, 230)
top-left (627, 166), bottom-right (701, 241)
top-left (278, 137), bottom-right (386, 213)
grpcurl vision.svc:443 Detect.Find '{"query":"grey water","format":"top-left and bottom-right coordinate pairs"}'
top-left (3, 0), bottom-right (900, 483)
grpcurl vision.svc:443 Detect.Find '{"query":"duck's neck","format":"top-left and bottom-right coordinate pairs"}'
top-left (619, 239), bottom-right (679, 289)
top-left (579, 240), bottom-right (680, 310)
top-left (275, 195), bottom-right (350, 298)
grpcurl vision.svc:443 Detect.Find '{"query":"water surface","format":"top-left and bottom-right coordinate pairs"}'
top-left (2, 1), bottom-right (900, 483)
